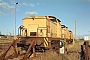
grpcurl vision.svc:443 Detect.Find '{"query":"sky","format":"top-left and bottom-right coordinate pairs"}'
top-left (0, 0), bottom-right (90, 38)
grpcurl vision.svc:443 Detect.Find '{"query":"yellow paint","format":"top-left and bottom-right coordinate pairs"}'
top-left (44, 43), bottom-right (47, 47)
top-left (44, 38), bottom-right (48, 47)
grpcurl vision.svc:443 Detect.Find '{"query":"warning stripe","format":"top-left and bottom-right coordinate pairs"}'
top-left (44, 38), bottom-right (48, 47)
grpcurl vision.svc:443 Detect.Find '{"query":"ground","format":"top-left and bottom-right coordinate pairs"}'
top-left (0, 39), bottom-right (90, 60)
top-left (33, 40), bottom-right (84, 60)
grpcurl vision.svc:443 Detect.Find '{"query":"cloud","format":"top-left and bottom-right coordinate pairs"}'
top-left (25, 12), bottom-right (37, 16)
top-left (10, 0), bottom-right (15, 4)
top-left (22, 3), bottom-right (28, 6)
top-left (0, 12), bottom-right (6, 16)
top-left (22, 3), bottom-right (35, 7)
top-left (29, 3), bottom-right (35, 7)
top-left (0, 0), bottom-right (15, 14)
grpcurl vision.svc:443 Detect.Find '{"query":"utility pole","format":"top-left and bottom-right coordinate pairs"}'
top-left (75, 21), bottom-right (76, 39)
top-left (73, 21), bottom-right (76, 44)
top-left (14, 2), bottom-right (18, 40)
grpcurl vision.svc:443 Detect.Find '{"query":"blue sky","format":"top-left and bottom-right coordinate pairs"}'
top-left (0, 0), bottom-right (90, 38)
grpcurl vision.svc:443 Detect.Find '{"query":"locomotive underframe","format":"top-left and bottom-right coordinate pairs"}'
top-left (17, 37), bottom-right (73, 52)
top-left (17, 37), bottom-right (63, 52)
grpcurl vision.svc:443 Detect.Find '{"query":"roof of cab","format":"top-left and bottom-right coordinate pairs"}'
top-left (22, 16), bottom-right (61, 22)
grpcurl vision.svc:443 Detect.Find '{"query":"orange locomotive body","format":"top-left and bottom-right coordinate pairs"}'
top-left (17, 16), bottom-right (73, 52)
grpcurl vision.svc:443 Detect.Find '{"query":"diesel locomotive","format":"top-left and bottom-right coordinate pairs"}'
top-left (17, 16), bottom-right (73, 52)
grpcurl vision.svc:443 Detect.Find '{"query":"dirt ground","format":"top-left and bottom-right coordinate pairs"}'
top-left (33, 40), bottom-right (90, 60)
top-left (0, 40), bottom-right (90, 60)
top-left (33, 40), bottom-right (83, 60)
